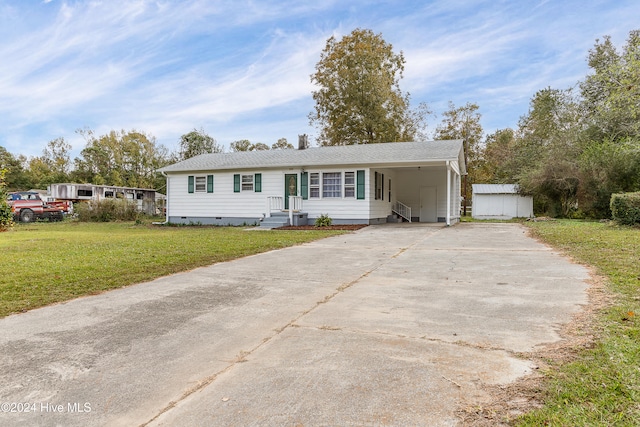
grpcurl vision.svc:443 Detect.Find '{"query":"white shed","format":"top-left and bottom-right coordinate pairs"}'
top-left (472, 184), bottom-right (533, 219)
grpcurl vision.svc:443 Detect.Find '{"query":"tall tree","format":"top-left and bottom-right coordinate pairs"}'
top-left (41, 137), bottom-right (72, 183)
top-left (176, 128), bottom-right (223, 161)
top-left (229, 140), bottom-right (270, 152)
top-left (514, 88), bottom-right (583, 217)
top-left (481, 128), bottom-right (518, 183)
top-left (580, 30), bottom-right (640, 140)
top-left (309, 28), bottom-right (422, 145)
top-left (0, 169), bottom-right (13, 231)
top-left (0, 146), bottom-right (30, 190)
top-left (434, 102), bottom-right (484, 213)
top-left (271, 138), bottom-right (294, 150)
top-left (230, 139), bottom-right (254, 152)
top-left (73, 129), bottom-right (169, 190)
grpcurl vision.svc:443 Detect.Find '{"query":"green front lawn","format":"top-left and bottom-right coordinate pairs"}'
top-left (0, 221), bottom-right (345, 318)
top-left (518, 220), bottom-right (640, 426)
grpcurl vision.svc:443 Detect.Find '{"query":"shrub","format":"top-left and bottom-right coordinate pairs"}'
top-left (610, 192), bottom-right (640, 225)
top-left (76, 199), bottom-right (141, 222)
top-left (314, 213), bottom-right (332, 227)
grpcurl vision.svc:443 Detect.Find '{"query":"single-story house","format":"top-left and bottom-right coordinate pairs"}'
top-left (158, 139), bottom-right (466, 227)
top-left (471, 184), bottom-right (533, 220)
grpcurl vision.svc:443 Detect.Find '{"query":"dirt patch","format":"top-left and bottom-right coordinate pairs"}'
top-left (455, 267), bottom-right (611, 426)
top-left (276, 224), bottom-right (369, 231)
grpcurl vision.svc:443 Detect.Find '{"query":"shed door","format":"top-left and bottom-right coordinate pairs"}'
top-left (284, 174), bottom-right (297, 209)
top-left (419, 186), bottom-right (437, 222)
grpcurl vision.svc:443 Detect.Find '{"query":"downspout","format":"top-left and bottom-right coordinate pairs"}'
top-left (446, 161), bottom-right (451, 226)
top-left (157, 171), bottom-right (169, 225)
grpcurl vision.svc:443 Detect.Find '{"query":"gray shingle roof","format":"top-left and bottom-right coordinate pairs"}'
top-left (159, 140), bottom-right (465, 173)
top-left (472, 184), bottom-right (520, 194)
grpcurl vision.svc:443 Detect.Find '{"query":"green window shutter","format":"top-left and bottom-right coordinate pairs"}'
top-left (188, 176), bottom-right (194, 193)
top-left (357, 170), bottom-right (365, 200)
top-left (207, 175), bottom-right (214, 193)
top-left (254, 173), bottom-right (262, 192)
top-left (301, 172), bottom-right (308, 200)
top-left (374, 171), bottom-right (378, 200)
top-left (234, 174), bottom-right (240, 192)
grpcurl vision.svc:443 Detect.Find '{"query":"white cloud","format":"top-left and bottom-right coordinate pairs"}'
top-left (1, 0), bottom-right (639, 159)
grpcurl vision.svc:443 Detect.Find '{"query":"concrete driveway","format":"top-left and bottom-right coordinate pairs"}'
top-left (0, 223), bottom-right (589, 426)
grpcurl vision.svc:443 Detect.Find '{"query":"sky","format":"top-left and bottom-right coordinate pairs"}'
top-left (1, 0), bottom-right (638, 160)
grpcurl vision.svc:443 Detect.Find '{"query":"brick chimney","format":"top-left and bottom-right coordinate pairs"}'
top-left (298, 134), bottom-right (309, 150)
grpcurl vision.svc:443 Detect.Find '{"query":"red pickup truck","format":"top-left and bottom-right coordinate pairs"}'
top-left (7, 192), bottom-right (70, 223)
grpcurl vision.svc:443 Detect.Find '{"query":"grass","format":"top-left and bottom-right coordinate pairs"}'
top-left (517, 220), bottom-right (640, 426)
top-left (0, 220), bottom-right (346, 318)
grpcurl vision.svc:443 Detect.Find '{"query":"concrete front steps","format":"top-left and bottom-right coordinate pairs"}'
top-left (259, 212), bottom-right (290, 229)
top-left (259, 212), bottom-right (309, 229)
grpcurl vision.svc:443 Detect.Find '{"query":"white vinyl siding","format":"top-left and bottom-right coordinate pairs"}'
top-left (395, 167), bottom-right (449, 221)
top-left (301, 168), bottom-right (370, 221)
top-left (169, 172), bottom-right (274, 219)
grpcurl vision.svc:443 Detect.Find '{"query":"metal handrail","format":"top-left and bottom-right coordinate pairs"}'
top-left (392, 201), bottom-right (412, 223)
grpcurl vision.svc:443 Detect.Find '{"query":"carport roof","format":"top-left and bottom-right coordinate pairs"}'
top-left (159, 140), bottom-right (465, 173)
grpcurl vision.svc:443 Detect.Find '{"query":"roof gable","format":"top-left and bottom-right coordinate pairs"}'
top-left (159, 140), bottom-right (465, 173)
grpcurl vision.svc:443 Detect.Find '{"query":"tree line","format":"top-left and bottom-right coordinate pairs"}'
top-left (1, 28), bottom-right (638, 219)
top-left (0, 129), bottom-right (295, 192)
top-left (479, 30), bottom-right (640, 218)
top-left (309, 27), bottom-right (640, 219)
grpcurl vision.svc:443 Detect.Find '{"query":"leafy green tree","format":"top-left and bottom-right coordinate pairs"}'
top-left (0, 146), bottom-right (31, 190)
top-left (229, 140), bottom-right (271, 151)
top-left (309, 28), bottom-right (423, 145)
top-left (271, 138), bottom-right (294, 150)
top-left (26, 157), bottom-right (55, 189)
top-left (581, 30), bottom-right (640, 140)
top-left (481, 128), bottom-right (518, 183)
top-left (578, 138), bottom-right (640, 217)
top-left (230, 139), bottom-right (253, 152)
top-left (0, 169), bottom-right (13, 231)
top-left (16, 137), bottom-right (72, 189)
top-left (176, 128), bottom-right (223, 161)
top-left (42, 137), bottom-right (72, 182)
top-left (73, 129), bottom-right (169, 190)
top-left (434, 102), bottom-right (483, 213)
top-left (514, 88), bottom-right (583, 217)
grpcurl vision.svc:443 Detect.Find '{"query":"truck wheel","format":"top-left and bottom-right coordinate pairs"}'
top-left (20, 209), bottom-right (35, 223)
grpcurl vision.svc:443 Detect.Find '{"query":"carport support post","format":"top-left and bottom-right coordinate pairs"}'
top-left (289, 197), bottom-right (293, 225)
top-left (446, 161), bottom-right (451, 226)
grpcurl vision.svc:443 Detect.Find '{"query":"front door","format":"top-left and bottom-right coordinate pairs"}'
top-left (284, 174), bottom-right (297, 210)
top-left (419, 186), bottom-right (437, 222)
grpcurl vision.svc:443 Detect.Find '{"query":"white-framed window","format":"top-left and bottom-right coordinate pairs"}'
top-left (241, 174), bottom-right (253, 191)
top-left (344, 172), bottom-right (355, 198)
top-left (323, 172), bottom-right (341, 198)
top-left (195, 176), bottom-right (207, 192)
top-left (309, 172), bottom-right (320, 198)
